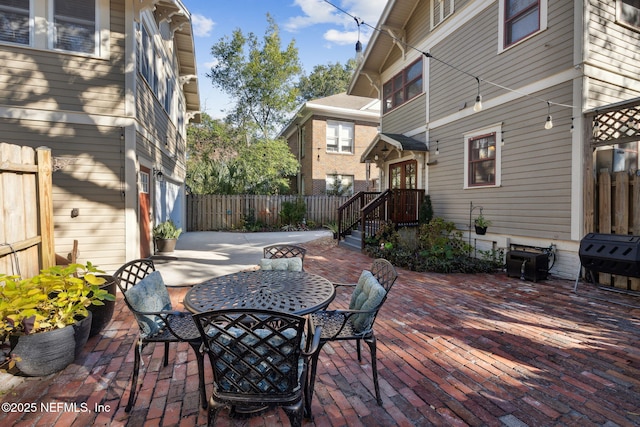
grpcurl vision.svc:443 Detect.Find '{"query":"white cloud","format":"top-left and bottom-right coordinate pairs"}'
top-left (191, 14), bottom-right (215, 37)
top-left (323, 29), bottom-right (358, 46)
top-left (285, 0), bottom-right (386, 45)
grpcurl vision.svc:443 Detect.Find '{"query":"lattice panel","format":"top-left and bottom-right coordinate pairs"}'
top-left (593, 104), bottom-right (640, 143)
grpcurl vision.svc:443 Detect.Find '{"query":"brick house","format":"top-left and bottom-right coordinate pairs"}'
top-left (279, 93), bottom-right (380, 195)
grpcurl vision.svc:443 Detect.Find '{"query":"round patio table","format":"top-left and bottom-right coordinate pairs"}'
top-left (183, 270), bottom-right (336, 315)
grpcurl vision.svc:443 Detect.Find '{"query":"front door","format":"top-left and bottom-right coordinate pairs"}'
top-left (139, 167), bottom-right (152, 258)
top-left (389, 160), bottom-right (418, 224)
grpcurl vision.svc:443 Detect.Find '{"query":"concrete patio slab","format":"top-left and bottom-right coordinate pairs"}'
top-left (152, 230), bottom-right (332, 286)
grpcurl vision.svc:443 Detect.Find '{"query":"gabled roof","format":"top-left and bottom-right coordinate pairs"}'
top-left (348, 0), bottom-right (421, 98)
top-left (278, 93), bottom-right (380, 139)
top-left (360, 132), bottom-right (427, 162)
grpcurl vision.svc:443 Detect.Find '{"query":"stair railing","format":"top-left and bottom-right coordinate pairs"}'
top-left (337, 191), bottom-right (379, 239)
top-left (360, 189), bottom-right (392, 250)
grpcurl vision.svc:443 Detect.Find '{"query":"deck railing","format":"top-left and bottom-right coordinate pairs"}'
top-left (337, 191), bottom-right (380, 239)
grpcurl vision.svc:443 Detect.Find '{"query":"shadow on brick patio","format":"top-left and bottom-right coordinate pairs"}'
top-left (1, 238), bottom-right (639, 426)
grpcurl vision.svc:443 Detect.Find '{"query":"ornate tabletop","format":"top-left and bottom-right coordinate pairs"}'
top-left (183, 270), bottom-right (336, 315)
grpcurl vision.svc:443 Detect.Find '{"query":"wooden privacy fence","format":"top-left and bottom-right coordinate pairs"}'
top-left (0, 143), bottom-right (55, 278)
top-left (594, 169), bottom-right (640, 290)
top-left (186, 194), bottom-right (349, 231)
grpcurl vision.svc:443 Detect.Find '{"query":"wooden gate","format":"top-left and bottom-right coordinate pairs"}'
top-left (0, 143), bottom-right (55, 278)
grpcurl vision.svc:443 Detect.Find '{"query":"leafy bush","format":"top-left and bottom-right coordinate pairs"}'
top-left (364, 217), bottom-right (503, 274)
top-left (279, 198), bottom-right (306, 226)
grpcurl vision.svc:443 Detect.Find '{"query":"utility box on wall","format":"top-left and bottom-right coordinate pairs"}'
top-left (506, 250), bottom-right (549, 282)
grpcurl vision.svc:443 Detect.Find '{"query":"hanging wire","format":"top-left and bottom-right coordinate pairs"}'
top-left (321, 0), bottom-right (576, 112)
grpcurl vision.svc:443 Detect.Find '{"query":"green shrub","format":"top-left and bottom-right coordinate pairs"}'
top-left (279, 198), bottom-right (306, 225)
top-left (364, 217), bottom-right (502, 274)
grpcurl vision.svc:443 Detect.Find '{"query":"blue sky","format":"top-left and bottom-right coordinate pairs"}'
top-left (181, 0), bottom-right (387, 118)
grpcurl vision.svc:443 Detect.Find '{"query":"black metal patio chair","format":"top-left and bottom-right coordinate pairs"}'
top-left (193, 308), bottom-right (321, 426)
top-left (308, 258), bottom-right (398, 405)
top-left (113, 258), bottom-right (206, 412)
top-left (263, 244), bottom-right (306, 262)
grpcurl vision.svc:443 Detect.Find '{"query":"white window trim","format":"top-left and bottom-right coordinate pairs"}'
top-left (430, 0), bottom-right (454, 30)
top-left (497, 0), bottom-right (548, 54)
top-left (325, 174), bottom-right (354, 196)
top-left (0, 0), bottom-right (109, 58)
top-left (326, 120), bottom-right (354, 154)
top-left (616, 0), bottom-right (640, 32)
top-left (463, 123), bottom-right (502, 189)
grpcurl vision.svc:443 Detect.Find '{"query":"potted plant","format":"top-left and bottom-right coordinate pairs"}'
top-left (0, 262), bottom-right (115, 376)
top-left (474, 213), bottom-right (492, 235)
top-left (153, 219), bottom-right (182, 253)
top-left (323, 221), bottom-right (339, 239)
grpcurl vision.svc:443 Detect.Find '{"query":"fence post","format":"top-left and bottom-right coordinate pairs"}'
top-left (36, 147), bottom-right (55, 269)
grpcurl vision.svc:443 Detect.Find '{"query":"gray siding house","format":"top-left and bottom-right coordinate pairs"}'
top-left (0, 0), bottom-right (200, 271)
top-left (349, 0), bottom-right (640, 280)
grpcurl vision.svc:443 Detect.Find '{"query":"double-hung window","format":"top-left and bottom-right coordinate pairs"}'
top-left (0, 0), bottom-right (108, 57)
top-left (383, 58), bottom-right (423, 113)
top-left (326, 121), bottom-right (354, 154)
top-left (464, 125), bottom-right (502, 188)
top-left (430, 0), bottom-right (454, 29)
top-left (0, 0), bottom-right (30, 45)
top-left (53, 0), bottom-right (96, 54)
top-left (500, 0), bottom-right (547, 50)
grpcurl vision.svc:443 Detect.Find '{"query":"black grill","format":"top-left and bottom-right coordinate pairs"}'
top-left (578, 233), bottom-right (640, 278)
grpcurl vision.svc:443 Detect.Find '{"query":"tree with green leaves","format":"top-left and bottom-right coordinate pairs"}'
top-left (207, 15), bottom-right (302, 140)
top-left (297, 59), bottom-right (357, 102)
top-left (186, 114), bottom-right (299, 195)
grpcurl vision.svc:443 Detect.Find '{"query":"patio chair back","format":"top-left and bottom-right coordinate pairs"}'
top-left (263, 244), bottom-right (306, 261)
top-left (113, 258), bottom-right (155, 292)
top-left (308, 258), bottom-right (397, 406)
top-left (113, 258), bottom-right (206, 412)
top-left (193, 308), bottom-right (321, 427)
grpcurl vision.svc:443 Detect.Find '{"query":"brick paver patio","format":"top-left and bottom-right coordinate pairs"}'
top-left (1, 238), bottom-right (639, 426)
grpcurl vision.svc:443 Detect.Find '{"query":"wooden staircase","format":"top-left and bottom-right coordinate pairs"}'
top-left (337, 189), bottom-right (425, 251)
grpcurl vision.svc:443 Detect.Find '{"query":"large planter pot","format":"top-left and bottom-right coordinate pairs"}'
top-left (155, 238), bottom-right (177, 254)
top-left (11, 313), bottom-right (92, 377)
top-left (73, 312), bottom-right (93, 358)
top-left (88, 275), bottom-right (116, 337)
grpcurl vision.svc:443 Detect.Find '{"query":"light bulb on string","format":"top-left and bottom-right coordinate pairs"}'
top-left (544, 102), bottom-right (553, 130)
top-left (354, 17), bottom-right (364, 64)
top-left (473, 77), bottom-right (482, 112)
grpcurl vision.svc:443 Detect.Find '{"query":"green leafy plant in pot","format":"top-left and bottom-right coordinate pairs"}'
top-left (323, 221), bottom-right (339, 239)
top-left (0, 262), bottom-right (115, 376)
top-left (153, 219), bottom-right (182, 253)
top-left (474, 213), bottom-right (492, 235)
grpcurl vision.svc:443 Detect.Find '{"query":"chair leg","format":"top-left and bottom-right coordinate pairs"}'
top-left (207, 398), bottom-right (224, 427)
top-left (282, 399), bottom-right (304, 427)
top-left (307, 342), bottom-right (326, 416)
top-left (356, 338), bottom-right (362, 361)
top-left (190, 342), bottom-right (207, 409)
top-left (125, 340), bottom-right (143, 412)
top-left (163, 342), bottom-right (169, 366)
top-left (364, 334), bottom-right (382, 405)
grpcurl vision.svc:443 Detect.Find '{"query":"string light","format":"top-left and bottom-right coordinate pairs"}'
top-left (354, 17), bottom-right (363, 64)
top-left (544, 102), bottom-right (553, 130)
top-left (473, 77), bottom-right (482, 112)
top-left (321, 0), bottom-right (576, 125)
